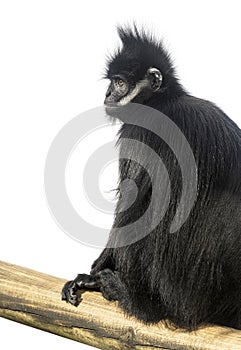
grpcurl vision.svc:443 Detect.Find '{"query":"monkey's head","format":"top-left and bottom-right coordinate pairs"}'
top-left (104, 26), bottom-right (183, 108)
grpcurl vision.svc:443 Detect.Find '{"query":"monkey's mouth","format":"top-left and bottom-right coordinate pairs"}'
top-left (104, 101), bottom-right (120, 108)
top-left (104, 95), bottom-right (130, 108)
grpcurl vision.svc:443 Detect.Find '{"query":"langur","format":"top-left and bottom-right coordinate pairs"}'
top-left (62, 26), bottom-right (241, 330)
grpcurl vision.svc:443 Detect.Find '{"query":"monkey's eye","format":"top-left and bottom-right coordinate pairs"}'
top-left (117, 79), bottom-right (124, 87)
top-left (114, 78), bottom-right (126, 89)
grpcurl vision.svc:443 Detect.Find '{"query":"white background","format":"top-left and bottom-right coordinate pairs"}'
top-left (0, 1), bottom-right (241, 349)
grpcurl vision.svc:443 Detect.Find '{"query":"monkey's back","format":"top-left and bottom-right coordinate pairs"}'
top-left (113, 95), bottom-right (241, 329)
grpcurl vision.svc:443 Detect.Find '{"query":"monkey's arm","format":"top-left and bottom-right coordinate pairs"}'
top-left (62, 156), bottom-right (151, 306)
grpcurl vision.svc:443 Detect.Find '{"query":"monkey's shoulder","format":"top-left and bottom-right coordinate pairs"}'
top-left (161, 94), bottom-right (241, 139)
top-left (164, 95), bottom-right (222, 119)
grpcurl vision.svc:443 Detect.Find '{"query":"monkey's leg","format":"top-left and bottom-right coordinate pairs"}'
top-left (62, 268), bottom-right (164, 324)
top-left (96, 269), bottom-right (168, 324)
top-left (62, 268), bottom-right (128, 308)
top-left (95, 268), bottom-right (128, 302)
top-left (62, 249), bottom-right (115, 306)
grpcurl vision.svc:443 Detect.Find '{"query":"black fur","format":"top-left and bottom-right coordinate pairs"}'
top-left (62, 26), bottom-right (241, 330)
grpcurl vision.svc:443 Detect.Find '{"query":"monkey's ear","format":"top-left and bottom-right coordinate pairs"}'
top-left (147, 67), bottom-right (163, 92)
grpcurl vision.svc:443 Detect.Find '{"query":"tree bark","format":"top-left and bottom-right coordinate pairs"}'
top-left (0, 260), bottom-right (240, 349)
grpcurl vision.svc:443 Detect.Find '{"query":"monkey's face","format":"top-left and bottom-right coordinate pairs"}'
top-left (104, 67), bottom-right (162, 107)
top-left (104, 26), bottom-right (177, 111)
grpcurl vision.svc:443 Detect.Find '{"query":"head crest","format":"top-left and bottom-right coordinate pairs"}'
top-left (105, 25), bottom-right (175, 81)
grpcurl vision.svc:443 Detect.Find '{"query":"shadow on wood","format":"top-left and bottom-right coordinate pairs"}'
top-left (0, 260), bottom-right (240, 349)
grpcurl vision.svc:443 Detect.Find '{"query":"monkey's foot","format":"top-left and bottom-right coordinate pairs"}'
top-left (96, 268), bottom-right (127, 302)
top-left (62, 274), bottom-right (99, 306)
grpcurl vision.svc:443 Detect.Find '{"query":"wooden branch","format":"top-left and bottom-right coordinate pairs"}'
top-left (0, 261), bottom-right (240, 350)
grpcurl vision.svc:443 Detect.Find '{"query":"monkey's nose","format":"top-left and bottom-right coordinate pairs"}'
top-left (104, 89), bottom-right (112, 105)
top-left (105, 88), bottom-right (111, 98)
top-left (104, 96), bottom-right (109, 105)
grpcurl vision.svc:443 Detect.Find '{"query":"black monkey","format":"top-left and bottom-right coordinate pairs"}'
top-left (62, 26), bottom-right (241, 330)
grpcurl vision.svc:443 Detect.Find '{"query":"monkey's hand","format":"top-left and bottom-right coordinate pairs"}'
top-left (62, 274), bottom-right (100, 306)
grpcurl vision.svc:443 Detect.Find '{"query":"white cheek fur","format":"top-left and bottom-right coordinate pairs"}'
top-left (117, 79), bottom-right (149, 106)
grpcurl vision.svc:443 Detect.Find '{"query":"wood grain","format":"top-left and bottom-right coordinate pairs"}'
top-left (0, 260), bottom-right (240, 349)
